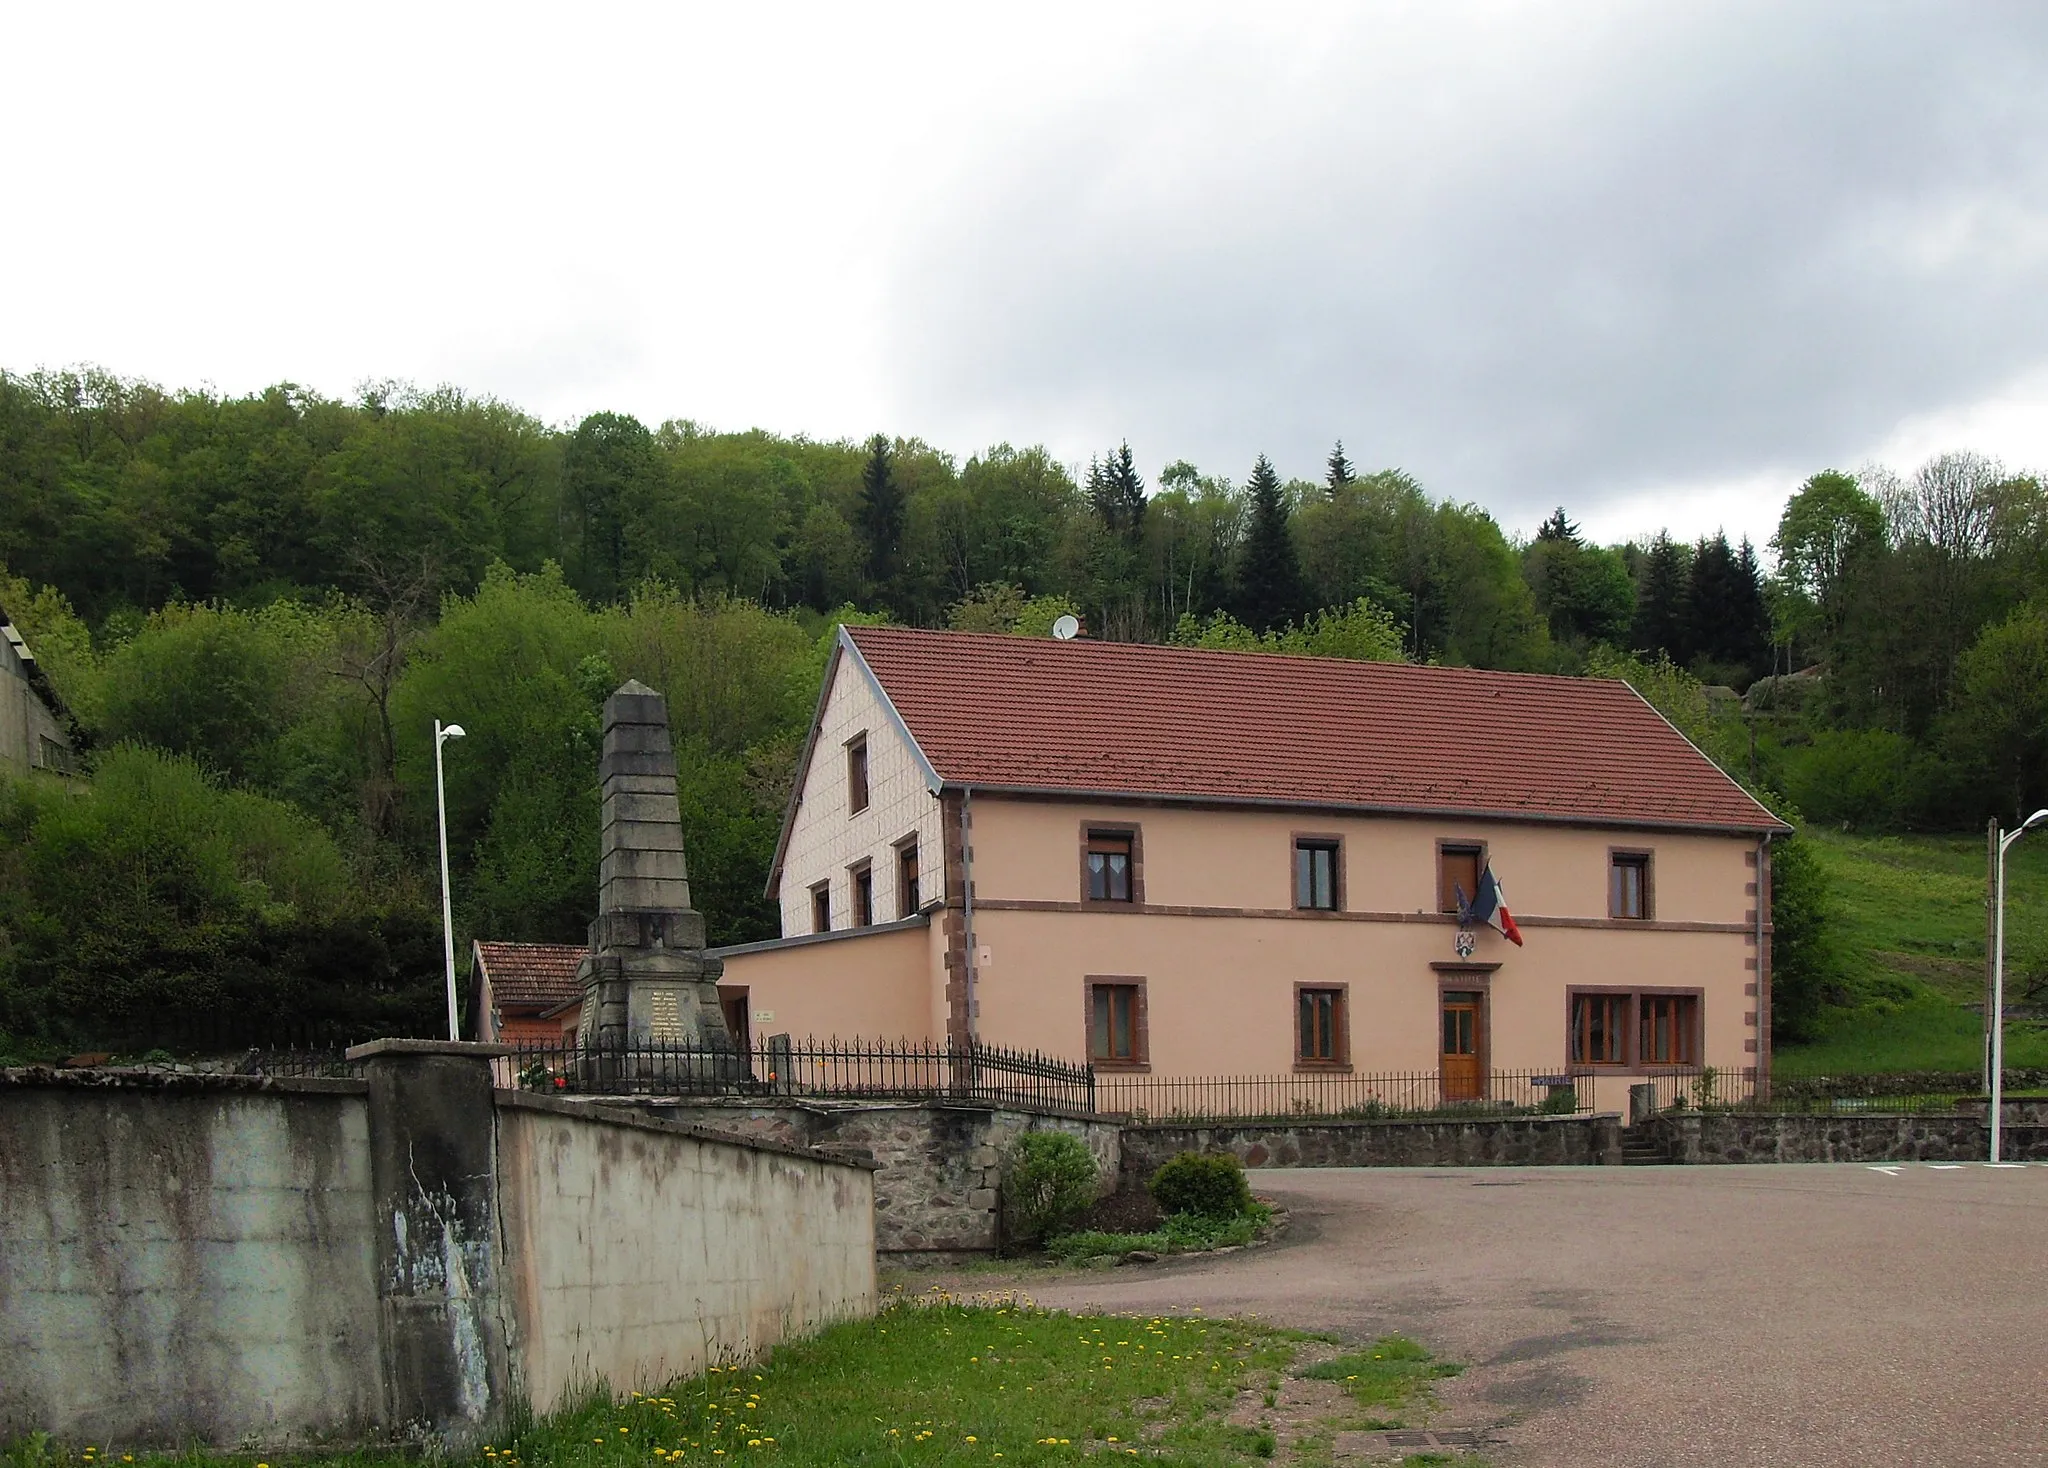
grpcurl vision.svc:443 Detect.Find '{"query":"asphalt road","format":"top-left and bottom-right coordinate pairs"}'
top-left (1022, 1164), bottom-right (2048, 1467)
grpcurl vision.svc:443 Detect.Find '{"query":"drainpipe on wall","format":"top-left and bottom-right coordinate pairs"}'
top-left (961, 786), bottom-right (978, 1044)
top-left (1756, 832), bottom-right (1773, 1103)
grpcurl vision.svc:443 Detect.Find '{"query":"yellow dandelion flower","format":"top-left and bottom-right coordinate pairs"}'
top-left (965, 1436), bottom-right (977, 1443)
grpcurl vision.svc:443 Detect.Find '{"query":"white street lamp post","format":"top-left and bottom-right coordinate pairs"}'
top-left (1990, 807), bottom-right (2048, 1161)
top-left (435, 720), bottom-right (467, 1042)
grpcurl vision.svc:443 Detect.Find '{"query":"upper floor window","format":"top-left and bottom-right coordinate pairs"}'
top-left (809, 881), bottom-right (831, 934)
top-left (1610, 851), bottom-right (1651, 920)
top-left (846, 735), bottom-right (869, 814)
top-left (1438, 843), bottom-right (1482, 914)
top-left (1085, 829), bottom-right (1135, 903)
top-left (850, 862), bottom-right (874, 927)
top-left (1295, 839), bottom-right (1340, 911)
top-left (897, 839), bottom-right (921, 917)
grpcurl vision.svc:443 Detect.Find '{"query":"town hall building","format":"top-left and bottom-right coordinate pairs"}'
top-left (710, 625), bottom-right (1787, 1112)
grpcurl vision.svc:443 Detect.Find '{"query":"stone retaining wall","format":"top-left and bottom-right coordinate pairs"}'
top-left (1646, 1111), bottom-right (2048, 1163)
top-left (1120, 1113), bottom-right (1624, 1177)
top-left (620, 1098), bottom-right (1122, 1259)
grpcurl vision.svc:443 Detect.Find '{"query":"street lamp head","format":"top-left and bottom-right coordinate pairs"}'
top-left (440, 723), bottom-right (466, 742)
top-left (2024, 808), bottom-right (2048, 832)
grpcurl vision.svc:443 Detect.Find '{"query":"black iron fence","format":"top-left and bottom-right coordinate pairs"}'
top-left (1633, 1068), bottom-right (2012, 1116)
top-left (494, 1038), bottom-right (1099, 1117)
top-left (1096, 1069), bottom-right (1590, 1122)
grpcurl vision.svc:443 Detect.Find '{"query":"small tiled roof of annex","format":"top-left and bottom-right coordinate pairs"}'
top-left (844, 625), bottom-right (1784, 833)
top-left (474, 941), bottom-right (585, 1011)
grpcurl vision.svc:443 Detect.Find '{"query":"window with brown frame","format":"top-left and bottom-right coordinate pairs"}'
top-left (850, 862), bottom-right (873, 927)
top-left (846, 736), bottom-right (869, 814)
top-left (1570, 992), bottom-right (1628, 1066)
top-left (1439, 844), bottom-right (1482, 913)
top-left (1639, 993), bottom-right (1700, 1067)
top-left (897, 839), bottom-right (921, 917)
top-left (809, 882), bottom-right (831, 934)
top-left (1085, 829), bottom-right (1134, 903)
top-left (1297, 987), bottom-right (1346, 1065)
top-left (1610, 851), bottom-right (1651, 920)
top-left (1089, 981), bottom-right (1143, 1064)
top-left (1295, 839), bottom-right (1340, 911)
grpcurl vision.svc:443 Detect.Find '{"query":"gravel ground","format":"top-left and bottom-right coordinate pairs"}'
top-left (1012, 1163), bottom-right (2048, 1467)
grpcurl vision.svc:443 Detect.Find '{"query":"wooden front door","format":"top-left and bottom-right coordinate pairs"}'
top-left (1440, 989), bottom-right (1485, 1102)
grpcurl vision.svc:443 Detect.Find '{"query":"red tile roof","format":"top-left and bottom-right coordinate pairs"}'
top-left (844, 625), bottom-right (1784, 834)
top-left (474, 941), bottom-right (585, 1011)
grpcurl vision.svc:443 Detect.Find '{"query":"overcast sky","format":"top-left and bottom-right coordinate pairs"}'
top-left (6, 2), bottom-right (2048, 548)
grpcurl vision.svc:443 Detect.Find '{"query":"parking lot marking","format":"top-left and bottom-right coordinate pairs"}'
top-left (1869, 1165), bottom-right (1903, 1175)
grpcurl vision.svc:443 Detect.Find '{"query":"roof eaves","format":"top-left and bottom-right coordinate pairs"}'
top-left (840, 627), bottom-right (945, 793)
top-left (763, 628), bottom-right (946, 901)
top-left (763, 638), bottom-right (845, 902)
top-left (1600, 676), bottom-right (1791, 834)
top-left (944, 781), bottom-right (1790, 836)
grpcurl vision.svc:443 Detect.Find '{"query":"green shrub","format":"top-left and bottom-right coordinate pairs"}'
top-left (1001, 1130), bottom-right (1099, 1245)
top-left (1149, 1151), bottom-right (1253, 1220)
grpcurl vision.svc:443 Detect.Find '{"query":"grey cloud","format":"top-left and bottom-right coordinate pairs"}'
top-left (880, 3), bottom-right (2048, 534)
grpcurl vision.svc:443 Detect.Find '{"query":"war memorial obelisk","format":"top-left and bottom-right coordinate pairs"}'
top-left (575, 680), bottom-right (737, 1078)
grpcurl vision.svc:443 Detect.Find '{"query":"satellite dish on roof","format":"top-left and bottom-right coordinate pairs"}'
top-left (1051, 614), bottom-right (1081, 640)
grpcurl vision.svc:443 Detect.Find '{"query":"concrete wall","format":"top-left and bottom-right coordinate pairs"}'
top-left (0, 629), bottom-right (71, 773)
top-left (776, 641), bottom-right (945, 937)
top-left (639, 1099), bottom-right (1121, 1258)
top-left (0, 1076), bottom-right (383, 1447)
top-left (495, 1094), bottom-right (875, 1412)
top-left (1121, 1113), bottom-right (1623, 1177)
top-left (0, 1051), bottom-right (877, 1450)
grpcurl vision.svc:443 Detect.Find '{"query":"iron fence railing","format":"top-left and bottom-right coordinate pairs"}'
top-left (1631, 1068), bottom-right (2009, 1116)
top-left (1096, 1069), bottom-right (1590, 1122)
top-left (494, 1038), bottom-right (1099, 1117)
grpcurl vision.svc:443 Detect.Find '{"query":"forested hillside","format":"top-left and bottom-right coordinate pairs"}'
top-left (3, 367), bottom-right (2044, 1053)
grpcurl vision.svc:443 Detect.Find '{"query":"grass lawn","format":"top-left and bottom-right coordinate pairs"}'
top-left (1775, 829), bottom-right (2048, 1075)
top-left (6, 1300), bottom-right (1471, 1468)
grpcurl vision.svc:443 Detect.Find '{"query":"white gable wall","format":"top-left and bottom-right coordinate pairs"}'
top-left (776, 651), bottom-right (944, 937)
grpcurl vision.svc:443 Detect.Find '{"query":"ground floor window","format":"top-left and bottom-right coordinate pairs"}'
top-left (1296, 986), bottom-right (1347, 1065)
top-left (1569, 989), bottom-right (1702, 1069)
top-left (1640, 993), bottom-right (1700, 1067)
top-left (1088, 980), bottom-right (1145, 1065)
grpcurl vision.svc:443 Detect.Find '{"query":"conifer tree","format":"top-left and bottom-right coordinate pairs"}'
top-left (1682, 531), bottom-right (1771, 679)
top-left (1091, 440), bottom-right (1147, 538)
top-left (856, 433), bottom-right (906, 604)
top-left (1232, 454), bottom-right (1308, 634)
top-left (1325, 441), bottom-right (1356, 496)
top-left (1536, 506), bottom-right (1580, 543)
top-left (1631, 532), bottom-right (1691, 663)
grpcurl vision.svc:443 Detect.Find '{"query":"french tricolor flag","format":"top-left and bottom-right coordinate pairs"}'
top-left (1459, 864), bottom-right (1525, 947)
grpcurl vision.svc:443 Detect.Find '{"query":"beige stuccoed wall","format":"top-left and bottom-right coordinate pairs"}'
top-left (0, 1082), bottom-right (384, 1446)
top-left (776, 650), bottom-right (943, 937)
top-left (494, 1097), bottom-right (877, 1413)
top-left (969, 798), bottom-right (1753, 924)
top-left (716, 921), bottom-right (936, 1043)
top-left (958, 797), bottom-right (1761, 1083)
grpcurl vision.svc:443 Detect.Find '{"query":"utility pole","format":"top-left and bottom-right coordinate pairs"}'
top-left (1986, 816), bottom-right (1998, 1097)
